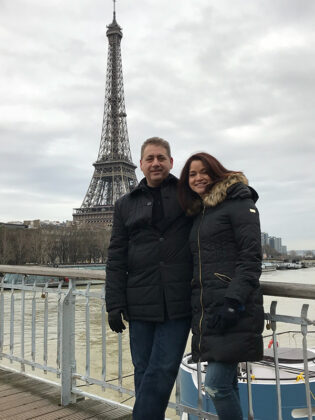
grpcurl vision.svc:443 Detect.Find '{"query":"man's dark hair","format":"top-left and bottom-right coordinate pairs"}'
top-left (141, 137), bottom-right (171, 158)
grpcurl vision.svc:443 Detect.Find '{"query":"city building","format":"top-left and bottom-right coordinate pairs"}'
top-left (261, 232), bottom-right (269, 246)
top-left (261, 232), bottom-right (287, 255)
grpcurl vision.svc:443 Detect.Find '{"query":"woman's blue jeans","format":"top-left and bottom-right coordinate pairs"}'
top-left (205, 361), bottom-right (243, 420)
top-left (129, 317), bottom-right (191, 420)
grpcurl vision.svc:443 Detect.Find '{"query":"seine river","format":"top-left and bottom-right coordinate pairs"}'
top-left (1, 267), bottom-right (315, 419)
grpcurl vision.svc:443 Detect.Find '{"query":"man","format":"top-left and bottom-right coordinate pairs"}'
top-left (105, 137), bottom-right (192, 419)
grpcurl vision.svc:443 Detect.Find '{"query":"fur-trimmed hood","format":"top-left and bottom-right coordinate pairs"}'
top-left (203, 173), bottom-right (248, 207)
top-left (188, 172), bottom-right (258, 215)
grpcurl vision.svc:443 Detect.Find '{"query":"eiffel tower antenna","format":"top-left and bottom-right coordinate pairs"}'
top-left (73, 2), bottom-right (137, 227)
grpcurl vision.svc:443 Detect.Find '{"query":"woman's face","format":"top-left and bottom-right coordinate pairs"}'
top-left (188, 160), bottom-right (212, 197)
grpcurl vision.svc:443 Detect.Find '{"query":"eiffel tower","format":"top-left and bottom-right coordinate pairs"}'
top-left (73, 1), bottom-right (137, 227)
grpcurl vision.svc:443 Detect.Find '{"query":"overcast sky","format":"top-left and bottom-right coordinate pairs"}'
top-left (1, 0), bottom-right (314, 250)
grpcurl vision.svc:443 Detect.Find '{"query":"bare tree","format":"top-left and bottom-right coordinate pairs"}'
top-left (0, 224), bottom-right (112, 265)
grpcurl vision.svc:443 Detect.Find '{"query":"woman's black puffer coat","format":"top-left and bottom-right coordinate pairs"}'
top-left (189, 173), bottom-right (264, 363)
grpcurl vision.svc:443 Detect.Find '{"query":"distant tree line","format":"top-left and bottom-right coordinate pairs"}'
top-left (0, 225), bottom-right (111, 265)
top-left (262, 244), bottom-right (283, 259)
top-left (262, 244), bottom-right (314, 260)
top-left (2, 225), bottom-right (314, 266)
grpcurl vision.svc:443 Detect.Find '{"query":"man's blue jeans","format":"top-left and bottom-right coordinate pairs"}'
top-left (129, 317), bottom-right (191, 420)
top-left (205, 361), bottom-right (243, 420)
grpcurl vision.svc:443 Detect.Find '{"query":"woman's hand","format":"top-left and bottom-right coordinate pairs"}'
top-left (210, 299), bottom-right (243, 330)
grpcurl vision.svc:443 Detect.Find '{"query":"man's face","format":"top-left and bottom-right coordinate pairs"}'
top-left (140, 144), bottom-right (173, 187)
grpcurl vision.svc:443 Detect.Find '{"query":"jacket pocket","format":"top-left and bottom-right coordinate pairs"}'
top-left (214, 272), bottom-right (232, 284)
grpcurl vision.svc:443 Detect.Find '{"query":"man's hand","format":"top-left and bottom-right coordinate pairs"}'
top-left (108, 308), bottom-right (127, 333)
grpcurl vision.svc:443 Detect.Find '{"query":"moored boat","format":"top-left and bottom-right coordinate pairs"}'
top-left (179, 334), bottom-right (315, 419)
top-left (262, 262), bottom-right (277, 272)
top-left (287, 262), bottom-right (303, 269)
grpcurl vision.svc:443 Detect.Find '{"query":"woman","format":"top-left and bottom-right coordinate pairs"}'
top-left (178, 152), bottom-right (264, 420)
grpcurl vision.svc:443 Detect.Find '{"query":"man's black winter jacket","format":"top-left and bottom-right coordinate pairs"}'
top-left (105, 174), bottom-right (193, 321)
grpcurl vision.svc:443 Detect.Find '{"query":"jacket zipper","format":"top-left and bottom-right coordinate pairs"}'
top-left (197, 205), bottom-right (205, 357)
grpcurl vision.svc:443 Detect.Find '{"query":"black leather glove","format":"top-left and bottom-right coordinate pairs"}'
top-left (211, 299), bottom-right (242, 330)
top-left (108, 308), bottom-right (127, 333)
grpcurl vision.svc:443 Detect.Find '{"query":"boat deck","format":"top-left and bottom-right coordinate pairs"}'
top-left (0, 367), bottom-right (132, 420)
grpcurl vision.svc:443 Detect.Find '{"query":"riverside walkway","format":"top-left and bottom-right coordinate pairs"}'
top-left (1, 265), bottom-right (315, 419)
top-left (0, 367), bottom-right (132, 419)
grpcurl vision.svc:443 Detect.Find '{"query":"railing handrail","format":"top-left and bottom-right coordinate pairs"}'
top-left (261, 280), bottom-right (315, 300)
top-left (1, 264), bottom-right (314, 299)
top-left (1, 264), bottom-right (315, 419)
top-left (0, 264), bottom-right (105, 281)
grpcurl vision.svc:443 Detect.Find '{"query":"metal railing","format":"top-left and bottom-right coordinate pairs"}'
top-left (0, 264), bottom-right (315, 419)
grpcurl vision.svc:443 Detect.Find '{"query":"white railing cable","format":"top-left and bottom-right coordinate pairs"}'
top-left (20, 276), bottom-right (25, 372)
top-left (118, 332), bottom-right (123, 391)
top-left (197, 361), bottom-right (203, 418)
top-left (56, 281), bottom-right (63, 377)
top-left (301, 304), bottom-right (313, 420)
top-left (31, 281), bottom-right (36, 371)
top-left (246, 362), bottom-right (254, 420)
top-left (0, 278), bottom-right (4, 354)
top-left (175, 371), bottom-right (181, 417)
top-left (85, 282), bottom-right (91, 380)
top-left (10, 279), bottom-right (15, 362)
top-left (61, 282), bottom-right (76, 405)
top-left (101, 284), bottom-right (107, 386)
top-left (43, 281), bottom-right (49, 373)
top-left (270, 301), bottom-right (283, 420)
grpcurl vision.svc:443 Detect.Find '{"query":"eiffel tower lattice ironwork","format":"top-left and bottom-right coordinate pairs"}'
top-left (73, 3), bottom-right (137, 227)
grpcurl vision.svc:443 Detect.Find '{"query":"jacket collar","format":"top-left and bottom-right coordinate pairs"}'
top-left (187, 173), bottom-right (252, 215)
top-left (203, 173), bottom-right (249, 207)
top-left (130, 173), bottom-right (177, 195)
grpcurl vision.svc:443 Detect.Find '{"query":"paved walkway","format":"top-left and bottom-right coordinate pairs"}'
top-left (0, 368), bottom-right (132, 419)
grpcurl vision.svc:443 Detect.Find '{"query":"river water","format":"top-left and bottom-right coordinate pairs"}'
top-left (1, 267), bottom-right (315, 419)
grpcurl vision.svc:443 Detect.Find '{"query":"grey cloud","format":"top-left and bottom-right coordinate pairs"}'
top-left (0, 0), bottom-right (314, 249)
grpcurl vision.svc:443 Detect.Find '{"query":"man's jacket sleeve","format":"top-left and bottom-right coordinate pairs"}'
top-left (105, 200), bottom-right (128, 313)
